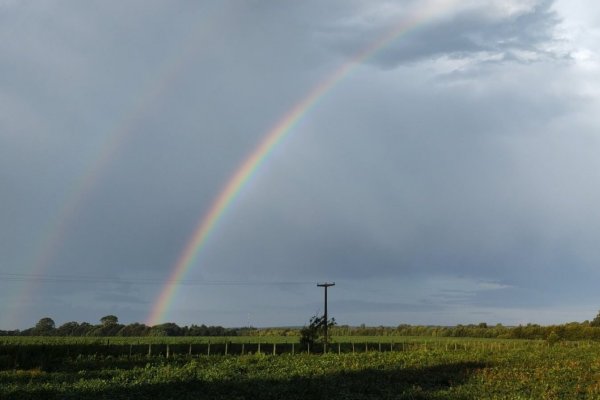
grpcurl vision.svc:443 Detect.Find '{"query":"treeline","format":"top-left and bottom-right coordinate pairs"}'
top-left (238, 322), bottom-right (600, 341)
top-left (237, 311), bottom-right (600, 342)
top-left (0, 315), bottom-right (246, 337)
top-left (330, 321), bottom-right (600, 341)
top-left (3, 312), bottom-right (600, 341)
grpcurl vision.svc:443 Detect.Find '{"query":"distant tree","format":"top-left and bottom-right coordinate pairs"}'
top-left (591, 311), bottom-right (600, 327)
top-left (187, 324), bottom-right (208, 336)
top-left (33, 317), bottom-right (56, 335)
top-left (118, 323), bottom-right (150, 337)
top-left (546, 330), bottom-right (561, 345)
top-left (100, 315), bottom-right (118, 326)
top-left (56, 321), bottom-right (80, 336)
top-left (150, 323), bottom-right (183, 337)
top-left (75, 322), bottom-right (94, 336)
top-left (89, 320), bottom-right (124, 336)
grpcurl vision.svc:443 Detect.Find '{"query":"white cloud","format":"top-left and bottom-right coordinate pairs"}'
top-left (459, 0), bottom-right (541, 19)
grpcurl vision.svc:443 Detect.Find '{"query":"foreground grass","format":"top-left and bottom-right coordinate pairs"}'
top-left (2, 342), bottom-right (600, 399)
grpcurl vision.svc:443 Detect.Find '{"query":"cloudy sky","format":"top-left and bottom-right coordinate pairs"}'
top-left (2, 0), bottom-right (600, 330)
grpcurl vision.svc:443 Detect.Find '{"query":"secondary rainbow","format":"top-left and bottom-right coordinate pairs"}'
top-left (147, 0), bottom-right (459, 326)
top-left (3, 10), bottom-right (224, 329)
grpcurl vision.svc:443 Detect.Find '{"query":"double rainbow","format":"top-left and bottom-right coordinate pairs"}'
top-left (147, 0), bottom-right (459, 326)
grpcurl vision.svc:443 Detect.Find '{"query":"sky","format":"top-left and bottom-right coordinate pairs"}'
top-left (2, 0), bottom-right (600, 330)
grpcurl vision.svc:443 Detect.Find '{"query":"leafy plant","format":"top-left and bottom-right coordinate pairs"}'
top-left (546, 331), bottom-right (561, 346)
top-left (299, 315), bottom-right (336, 348)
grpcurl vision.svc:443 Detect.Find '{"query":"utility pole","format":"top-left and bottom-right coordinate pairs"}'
top-left (317, 282), bottom-right (335, 352)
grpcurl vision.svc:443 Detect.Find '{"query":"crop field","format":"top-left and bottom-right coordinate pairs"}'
top-left (0, 336), bottom-right (548, 359)
top-left (0, 334), bottom-right (534, 345)
top-left (2, 337), bottom-right (600, 399)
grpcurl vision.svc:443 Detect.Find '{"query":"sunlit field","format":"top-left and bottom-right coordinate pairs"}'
top-left (2, 337), bottom-right (600, 399)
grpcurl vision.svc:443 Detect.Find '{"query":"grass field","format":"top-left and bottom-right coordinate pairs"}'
top-left (2, 337), bottom-right (600, 399)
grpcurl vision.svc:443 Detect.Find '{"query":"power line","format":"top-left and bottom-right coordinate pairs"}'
top-left (0, 272), bottom-right (314, 287)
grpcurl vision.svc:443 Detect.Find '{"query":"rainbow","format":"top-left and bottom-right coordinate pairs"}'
top-left (2, 8), bottom-right (225, 329)
top-left (147, 0), bottom-right (459, 326)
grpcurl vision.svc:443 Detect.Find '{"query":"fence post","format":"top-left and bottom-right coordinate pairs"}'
top-left (148, 343), bottom-right (152, 357)
top-left (225, 342), bottom-right (228, 355)
top-left (292, 343), bottom-right (294, 355)
top-left (352, 342), bottom-right (355, 353)
top-left (365, 342), bottom-right (368, 353)
top-left (207, 342), bottom-right (211, 356)
top-left (166, 344), bottom-right (170, 359)
top-left (242, 343), bottom-right (245, 355)
top-left (338, 343), bottom-right (341, 355)
top-left (189, 344), bottom-right (192, 357)
top-left (307, 343), bottom-right (310, 355)
top-left (273, 343), bottom-right (276, 355)
top-left (258, 342), bottom-right (261, 355)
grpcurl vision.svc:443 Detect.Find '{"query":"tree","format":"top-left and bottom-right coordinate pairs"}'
top-left (74, 322), bottom-right (93, 336)
top-left (118, 323), bottom-right (150, 337)
top-left (300, 314), bottom-right (336, 348)
top-left (149, 323), bottom-right (183, 337)
top-left (33, 317), bottom-right (56, 336)
top-left (591, 310), bottom-right (600, 327)
top-left (100, 315), bottom-right (118, 326)
top-left (56, 321), bottom-right (80, 336)
top-left (546, 330), bottom-right (561, 345)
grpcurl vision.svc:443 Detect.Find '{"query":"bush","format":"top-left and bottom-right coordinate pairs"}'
top-left (546, 331), bottom-right (561, 346)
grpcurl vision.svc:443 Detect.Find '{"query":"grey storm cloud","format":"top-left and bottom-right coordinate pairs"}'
top-left (1, 0), bottom-right (600, 329)
top-left (320, 0), bottom-right (561, 66)
top-left (331, 299), bottom-right (444, 314)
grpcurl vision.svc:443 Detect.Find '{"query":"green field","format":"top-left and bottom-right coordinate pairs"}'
top-left (2, 337), bottom-right (600, 399)
top-left (0, 334), bottom-right (537, 344)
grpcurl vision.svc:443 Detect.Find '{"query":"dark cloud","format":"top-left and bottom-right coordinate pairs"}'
top-left (1, 0), bottom-right (599, 329)
top-left (331, 299), bottom-right (444, 313)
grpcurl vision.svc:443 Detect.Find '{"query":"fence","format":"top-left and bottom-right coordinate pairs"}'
top-left (1, 338), bottom-right (596, 367)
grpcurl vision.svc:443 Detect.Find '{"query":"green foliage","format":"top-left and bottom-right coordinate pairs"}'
top-left (591, 310), bottom-right (600, 327)
top-left (117, 323), bottom-right (149, 337)
top-left (149, 323), bottom-right (184, 337)
top-left (300, 315), bottom-right (336, 347)
top-left (7, 316), bottom-right (600, 341)
top-left (3, 340), bottom-right (600, 399)
top-left (0, 317), bottom-right (238, 337)
top-left (331, 322), bottom-right (600, 341)
top-left (32, 318), bottom-right (55, 336)
top-left (100, 315), bottom-right (118, 325)
top-left (546, 330), bottom-right (561, 345)
top-left (56, 321), bottom-right (80, 336)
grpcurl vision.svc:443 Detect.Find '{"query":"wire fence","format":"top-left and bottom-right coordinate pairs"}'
top-left (2, 338), bottom-right (598, 370)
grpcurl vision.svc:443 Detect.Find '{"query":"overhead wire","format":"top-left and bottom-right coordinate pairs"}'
top-left (0, 272), bottom-right (314, 286)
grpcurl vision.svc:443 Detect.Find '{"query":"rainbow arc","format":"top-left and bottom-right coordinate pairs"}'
top-left (147, 0), bottom-right (459, 326)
